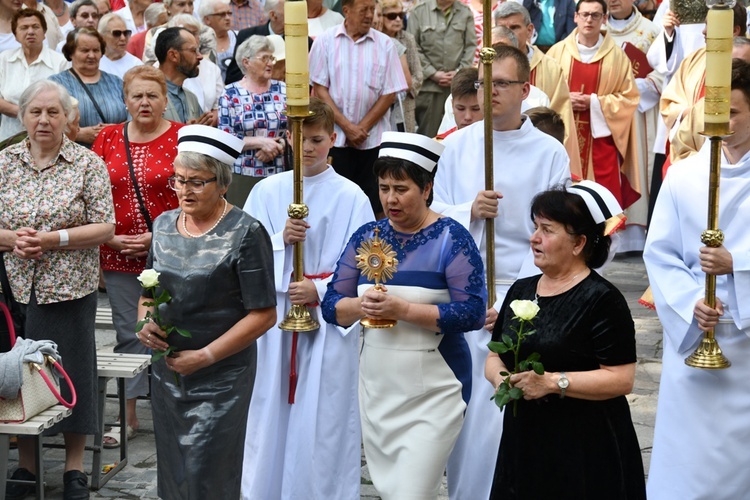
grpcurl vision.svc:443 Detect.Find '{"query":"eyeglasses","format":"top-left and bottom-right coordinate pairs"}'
top-left (77, 12), bottom-right (100, 19)
top-left (383, 12), bottom-right (405, 20)
top-left (255, 55), bottom-right (277, 64)
top-left (577, 11), bottom-right (604, 20)
top-left (110, 29), bottom-right (132, 38)
top-left (178, 46), bottom-right (202, 55)
top-left (474, 79), bottom-right (526, 90)
top-left (168, 176), bottom-right (218, 192)
top-left (209, 11), bottom-right (233, 17)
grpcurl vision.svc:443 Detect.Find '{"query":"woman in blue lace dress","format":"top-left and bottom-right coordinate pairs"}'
top-left (322, 132), bottom-right (486, 499)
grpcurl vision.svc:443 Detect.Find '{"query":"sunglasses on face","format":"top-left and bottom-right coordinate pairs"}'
top-left (383, 12), bottom-right (405, 20)
top-left (110, 29), bottom-right (132, 38)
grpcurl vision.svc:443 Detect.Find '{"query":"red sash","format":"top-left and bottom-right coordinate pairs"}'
top-left (569, 59), bottom-right (601, 180)
top-left (530, 67), bottom-right (538, 87)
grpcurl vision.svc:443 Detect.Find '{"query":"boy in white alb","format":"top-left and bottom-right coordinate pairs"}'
top-left (241, 98), bottom-right (374, 500)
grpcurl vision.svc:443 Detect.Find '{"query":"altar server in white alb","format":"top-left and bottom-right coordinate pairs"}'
top-left (644, 59), bottom-right (750, 500)
top-left (241, 98), bottom-right (374, 500)
top-left (433, 44), bottom-right (570, 500)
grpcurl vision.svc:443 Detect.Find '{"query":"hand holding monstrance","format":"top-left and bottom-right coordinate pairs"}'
top-left (356, 228), bottom-right (399, 328)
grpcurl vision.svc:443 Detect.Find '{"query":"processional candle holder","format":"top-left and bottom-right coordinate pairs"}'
top-left (278, 0), bottom-right (319, 403)
top-left (684, 0), bottom-right (734, 369)
top-left (481, 0), bottom-right (496, 307)
top-left (356, 228), bottom-right (399, 329)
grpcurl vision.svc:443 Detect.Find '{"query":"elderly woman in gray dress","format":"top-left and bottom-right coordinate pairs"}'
top-left (0, 80), bottom-right (115, 500)
top-left (135, 124), bottom-right (276, 498)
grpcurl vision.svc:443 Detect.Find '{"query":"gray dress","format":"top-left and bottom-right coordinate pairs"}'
top-left (145, 206), bottom-right (276, 499)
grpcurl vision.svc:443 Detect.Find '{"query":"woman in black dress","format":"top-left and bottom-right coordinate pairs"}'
top-left (486, 182), bottom-right (645, 500)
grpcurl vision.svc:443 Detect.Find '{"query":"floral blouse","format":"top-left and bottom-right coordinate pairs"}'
top-left (218, 80), bottom-right (288, 178)
top-left (0, 137), bottom-right (115, 305)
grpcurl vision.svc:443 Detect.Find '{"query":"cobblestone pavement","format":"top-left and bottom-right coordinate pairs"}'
top-left (5, 254), bottom-right (661, 499)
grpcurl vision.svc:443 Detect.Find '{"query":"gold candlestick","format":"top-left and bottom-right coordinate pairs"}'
top-left (685, 0), bottom-right (733, 370)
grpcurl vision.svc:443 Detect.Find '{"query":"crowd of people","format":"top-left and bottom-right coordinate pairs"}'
top-left (1, 0), bottom-right (749, 497)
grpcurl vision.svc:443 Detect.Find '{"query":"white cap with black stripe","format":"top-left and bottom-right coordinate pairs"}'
top-left (378, 131), bottom-right (445, 172)
top-left (569, 180), bottom-right (627, 236)
top-left (177, 125), bottom-right (244, 166)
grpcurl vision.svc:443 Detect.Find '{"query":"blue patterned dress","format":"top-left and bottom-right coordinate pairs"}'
top-left (218, 80), bottom-right (287, 178)
top-left (322, 217), bottom-right (486, 499)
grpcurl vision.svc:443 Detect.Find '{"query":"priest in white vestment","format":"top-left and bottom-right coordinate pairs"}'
top-left (241, 99), bottom-right (374, 500)
top-left (434, 45), bottom-right (571, 500)
top-left (644, 60), bottom-right (750, 500)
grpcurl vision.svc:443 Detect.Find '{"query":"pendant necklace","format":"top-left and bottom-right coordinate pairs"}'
top-left (182, 198), bottom-right (228, 238)
top-left (534, 272), bottom-right (583, 304)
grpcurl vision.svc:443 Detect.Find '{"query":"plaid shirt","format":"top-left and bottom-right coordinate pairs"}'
top-left (230, 0), bottom-right (268, 31)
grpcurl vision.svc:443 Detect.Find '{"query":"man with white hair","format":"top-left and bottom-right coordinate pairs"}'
top-left (99, 12), bottom-right (143, 77)
top-left (494, 1), bottom-right (581, 178)
top-left (225, 0), bottom-right (292, 84)
top-left (200, 0), bottom-right (235, 82)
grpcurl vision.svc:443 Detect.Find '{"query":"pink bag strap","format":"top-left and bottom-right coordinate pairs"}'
top-left (33, 357), bottom-right (77, 409)
top-left (0, 301), bottom-right (16, 347)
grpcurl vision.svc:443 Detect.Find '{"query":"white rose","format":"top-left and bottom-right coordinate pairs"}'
top-left (509, 299), bottom-right (540, 322)
top-left (137, 269), bottom-right (160, 288)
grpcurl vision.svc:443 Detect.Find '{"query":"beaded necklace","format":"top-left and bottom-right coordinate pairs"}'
top-left (182, 198), bottom-right (228, 238)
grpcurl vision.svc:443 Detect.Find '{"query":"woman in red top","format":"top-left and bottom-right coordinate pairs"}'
top-left (92, 65), bottom-right (183, 447)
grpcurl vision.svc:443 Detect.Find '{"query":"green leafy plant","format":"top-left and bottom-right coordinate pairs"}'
top-left (488, 299), bottom-right (544, 416)
top-left (135, 269), bottom-right (192, 363)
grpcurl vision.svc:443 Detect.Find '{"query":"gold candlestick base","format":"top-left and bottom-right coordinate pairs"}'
top-left (685, 337), bottom-right (731, 369)
top-left (279, 304), bottom-right (320, 332)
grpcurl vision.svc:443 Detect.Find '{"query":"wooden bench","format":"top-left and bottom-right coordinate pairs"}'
top-left (92, 352), bottom-right (151, 490)
top-left (0, 405), bottom-right (72, 500)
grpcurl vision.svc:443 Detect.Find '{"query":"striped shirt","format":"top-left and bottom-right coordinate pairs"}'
top-left (309, 24), bottom-right (408, 150)
top-left (230, 0), bottom-right (268, 31)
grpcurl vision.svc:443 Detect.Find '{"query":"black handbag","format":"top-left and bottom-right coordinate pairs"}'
top-left (0, 253), bottom-right (25, 352)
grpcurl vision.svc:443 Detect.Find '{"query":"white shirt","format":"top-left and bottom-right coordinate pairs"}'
top-left (99, 52), bottom-right (144, 79)
top-left (183, 58), bottom-right (224, 112)
top-left (0, 46), bottom-right (69, 140)
top-left (307, 9), bottom-right (344, 39)
top-left (114, 3), bottom-right (147, 35)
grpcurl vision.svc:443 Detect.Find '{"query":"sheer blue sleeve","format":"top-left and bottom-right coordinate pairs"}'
top-left (436, 221), bottom-right (487, 334)
top-left (321, 221), bottom-right (377, 327)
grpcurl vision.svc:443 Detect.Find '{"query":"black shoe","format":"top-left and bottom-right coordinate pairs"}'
top-left (5, 467), bottom-right (36, 500)
top-left (63, 470), bottom-right (89, 500)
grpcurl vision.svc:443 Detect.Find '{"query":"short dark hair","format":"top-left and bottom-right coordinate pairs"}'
top-left (451, 67), bottom-right (479, 100)
top-left (733, 3), bottom-right (747, 37)
top-left (155, 27), bottom-right (190, 64)
top-left (492, 44), bottom-right (530, 82)
top-left (12, 8), bottom-right (47, 35)
top-left (576, 0), bottom-right (607, 15)
top-left (373, 156), bottom-right (437, 207)
top-left (526, 107), bottom-right (565, 144)
top-left (62, 27), bottom-right (106, 61)
top-left (731, 58), bottom-right (750, 107)
top-left (530, 186), bottom-right (611, 269)
top-left (303, 97), bottom-right (335, 133)
top-left (70, 0), bottom-right (98, 19)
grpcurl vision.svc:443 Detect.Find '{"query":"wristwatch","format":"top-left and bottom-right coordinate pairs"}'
top-left (557, 372), bottom-right (569, 399)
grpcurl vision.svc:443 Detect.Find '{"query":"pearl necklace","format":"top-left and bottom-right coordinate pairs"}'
top-left (182, 198), bottom-right (228, 238)
top-left (534, 272), bottom-right (583, 304)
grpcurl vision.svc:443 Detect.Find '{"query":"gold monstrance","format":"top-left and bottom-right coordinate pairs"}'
top-left (356, 228), bottom-right (399, 329)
